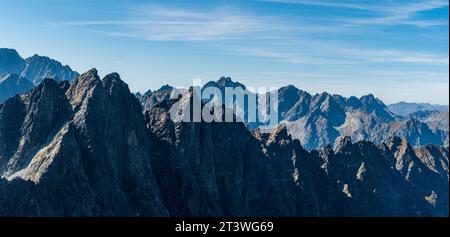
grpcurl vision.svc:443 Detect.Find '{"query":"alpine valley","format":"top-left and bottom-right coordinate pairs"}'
top-left (0, 49), bottom-right (448, 217)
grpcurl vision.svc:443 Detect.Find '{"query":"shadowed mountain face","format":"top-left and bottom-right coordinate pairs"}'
top-left (0, 70), bottom-right (448, 216)
top-left (0, 49), bottom-right (25, 76)
top-left (0, 74), bottom-right (34, 103)
top-left (0, 69), bottom-right (167, 216)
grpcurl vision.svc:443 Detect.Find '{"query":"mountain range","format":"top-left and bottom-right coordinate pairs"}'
top-left (1, 48), bottom-right (447, 150)
top-left (140, 77), bottom-right (449, 151)
top-left (0, 48), bottom-right (79, 102)
top-left (0, 50), bottom-right (448, 216)
top-left (0, 69), bottom-right (448, 216)
top-left (388, 102), bottom-right (449, 117)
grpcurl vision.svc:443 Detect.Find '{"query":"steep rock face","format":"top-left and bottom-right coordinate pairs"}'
top-left (0, 95), bottom-right (26, 171)
top-left (380, 137), bottom-right (449, 216)
top-left (0, 74), bottom-right (34, 103)
top-left (286, 92), bottom-right (345, 150)
top-left (359, 94), bottom-right (394, 120)
top-left (140, 85), bottom-right (175, 112)
top-left (2, 78), bottom-right (73, 179)
top-left (275, 85), bottom-right (312, 121)
top-left (0, 48), bottom-right (25, 77)
top-left (145, 90), bottom-right (288, 216)
top-left (320, 137), bottom-right (430, 216)
top-left (381, 118), bottom-right (446, 146)
top-left (144, 89), bottom-right (448, 216)
top-left (64, 69), bottom-right (167, 216)
top-left (409, 110), bottom-right (449, 132)
top-left (256, 125), bottom-right (331, 216)
top-left (0, 69), bottom-right (167, 216)
top-left (22, 54), bottom-right (79, 84)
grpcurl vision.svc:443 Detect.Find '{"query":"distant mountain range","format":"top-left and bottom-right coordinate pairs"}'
top-left (0, 69), bottom-right (448, 216)
top-left (0, 48), bottom-right (79, 102)
top-left (388, 102), bottom-right (449, 116)
top-left (140, 77), bottom-right (449, 150)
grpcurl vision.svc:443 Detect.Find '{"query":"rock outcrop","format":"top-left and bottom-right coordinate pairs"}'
top-left (0, 69), bottom-right (167, 216)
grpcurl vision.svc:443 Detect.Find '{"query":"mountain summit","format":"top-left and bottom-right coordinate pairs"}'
top-left (21, 54), bottom-right (79, 84)
top-left (0, 48), bottom-right (79, 102)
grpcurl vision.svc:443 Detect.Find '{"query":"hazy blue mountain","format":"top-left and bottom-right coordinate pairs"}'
top-left (409, 110), bottom-right (449, 132)
top-left (388, 102), bottom-right (449, 116)
top-left (0, 48), bottom-right (79, 103)
top-left (0, 74), bottom-right (34, 103)
top-left (21, 54), bottom-right (79, 84)
top-left (0, 48), bottom-right (26, 77)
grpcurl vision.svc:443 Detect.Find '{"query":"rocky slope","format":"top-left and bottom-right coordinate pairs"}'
top-left (0, 70), bottom-right (448, 216)
top-left (409, 110), bottom-right (449, 132)
top-left (0, 69), bottom-right (167, 216)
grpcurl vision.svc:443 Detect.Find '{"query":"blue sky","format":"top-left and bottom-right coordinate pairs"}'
top-left (0, 0), bottom-right (448, 104)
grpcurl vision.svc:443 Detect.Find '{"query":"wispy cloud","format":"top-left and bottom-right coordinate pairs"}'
top-left (229, 43), bottom-right (449, 65)
top-left (59, 6), bottom-right (291, 41)
top-left (57, 3), bottom-right (448, 67)
top-left (262, 0), bottom-right (449, 27)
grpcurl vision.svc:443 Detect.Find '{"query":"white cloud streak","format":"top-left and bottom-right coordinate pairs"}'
top-left (229, 44), bottom-right (449, 65)
top-left (262, 0), bottom-right (449, 27)
top-left (60, 6), bottom-right (292, 41)
top-left (58, 3), bottom-right (448, 66)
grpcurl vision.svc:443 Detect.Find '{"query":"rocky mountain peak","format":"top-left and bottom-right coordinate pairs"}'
top-left (142, 89), bottom-right (152, 97)
top-left (359, 94), bottom-right (394, 120)
top-left (266, 124), bottom-right (290, 145)
top-left (334, 136), bottom-right (353, 152)
top-left (204, 76), bottom-right (246, 89)
top-left (278, 85), bottom-right (302, 98)
top-left (383, 136), bottom-right (405, 150)
top-left (22, 53), bottom-right (79, 84)
top-left (2, 77), bottom-right (73, 178)
top-left (102, 72), bottom-right (130, 95)
top-left (65, 68), bottom-right (101, 111)
top-left (0, 48), bottom-right (26, 77)
top-left (157, 84), bottom-right (174, 92)
top-left (217, 76), bottom-right (232, 85)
